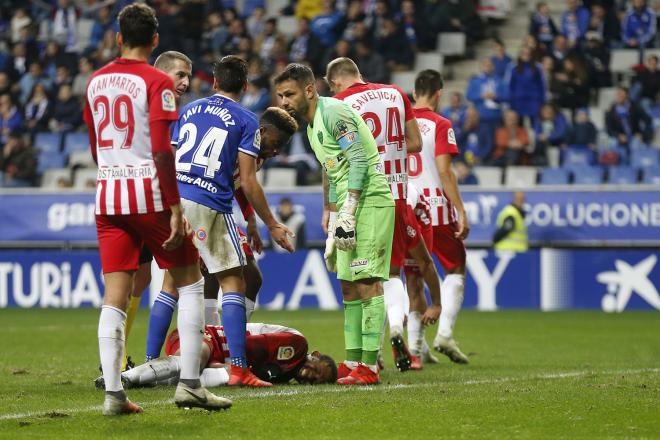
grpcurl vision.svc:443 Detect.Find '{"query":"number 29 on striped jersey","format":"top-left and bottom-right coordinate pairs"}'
top-left (175, 122), bottom-right (228, 178)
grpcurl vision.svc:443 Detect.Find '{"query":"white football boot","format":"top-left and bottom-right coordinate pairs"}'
top-left (174, 383), bottom-right (232, 411)
top-left (433, 335), bottom-right (469, 364)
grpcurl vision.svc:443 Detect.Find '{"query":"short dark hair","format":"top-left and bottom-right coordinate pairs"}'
top-left (154, 51), bottom-right (192, 72)
top-left (318, 354), bottom-right (337, 383)
top-left (213, 55), bottom-right (248, 94)
top-left (261, 106), bottom-right (299, 137)
top-left (118, 3), bottom-right (158, 48)
top-left (414, 69), bottom-right (444, 97)
top-left (273, 63), bottom-right (315, 87)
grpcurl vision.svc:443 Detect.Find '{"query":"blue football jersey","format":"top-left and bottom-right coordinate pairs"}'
top-left (173, 94), bottom-right (260, 213)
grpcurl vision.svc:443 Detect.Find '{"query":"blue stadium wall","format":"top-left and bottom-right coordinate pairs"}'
top-left (0, 188), bottom-right (659, 312)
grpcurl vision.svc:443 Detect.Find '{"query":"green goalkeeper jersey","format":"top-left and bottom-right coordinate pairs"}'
top-left (307, 96), bottom-right (393, 208)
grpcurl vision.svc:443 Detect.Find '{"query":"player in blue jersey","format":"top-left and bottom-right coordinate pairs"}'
top-left (173, 55), bottom-right (294, 387)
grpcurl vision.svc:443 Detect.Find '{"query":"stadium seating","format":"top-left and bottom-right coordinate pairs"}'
top-left (68, 151), bottom-right (96, 169)
top-left (631, 148), bottom-right (659, 169)
top-left (74, 19), bottom-right (95, 53)
top-left (504, 166), bottom-right (537, 187)
top-left (546, 146), bottom-right (561, 168)
top-left (539, 167), bottom-right (569, 185)
top-left (563, 148), bottom-right (594, 166)
top-left (437, 33), bottom-right (466, 56)
top-left (390, 71), bottom-right (417, 94)
top-left (264, 168), bottom-right (296, 189)
top-left (34, 133), bottom-right (62, 154)
top-left (472, 166), bottom-right (502, 187)
top-left (40, 168), bottom-right (71, 188)
top-left (570, 166), bottom-right (603, 185)
top-left (276, 15), bottom-right (298, 38)
top-left (609, 49), bottom-right (638, 74)
top-left (63, 132), bottom-right (91, 156)
top-left (37, 151), bottom-right (66, 175)
top-left (607, 166), bottom-right (638, 184)
top-left (415, 52), bottom-right (444, 72)
top-left (73, 168), bottom-right (98, 189)
top-left (642, 166), bottom-right (660, 184)
top-left (598, 87), bottom-right (617, 109)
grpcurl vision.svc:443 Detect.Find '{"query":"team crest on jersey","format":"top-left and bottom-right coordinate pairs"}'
top-left (162, 89), bottom-right (176, 112)
top-left (196, 228), bottom-right (208, 241)
top-left (335, 120), bottom-right (349, 136)
top-left (277, 346), bottom-right (295, 360)
top-left (447, 128), bottom-right (457, 145)
top-left (317, 131), bottom-right (323, 144)
top-left (406, 225), bottom-right (417, 238)
top-left (253, 129), bottom-right (261, 149)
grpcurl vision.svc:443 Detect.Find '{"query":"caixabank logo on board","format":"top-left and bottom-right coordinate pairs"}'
top-left (598, 255), bottom-right (660, 312)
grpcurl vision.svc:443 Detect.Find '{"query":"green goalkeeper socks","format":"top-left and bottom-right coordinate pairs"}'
top-left (344, 299), bottom-right (363, 362)
top-left (361, 295), bottom-right (385, 366)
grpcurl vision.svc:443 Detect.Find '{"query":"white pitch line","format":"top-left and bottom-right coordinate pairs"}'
top-left (1, 368), bottom-right (658, 421)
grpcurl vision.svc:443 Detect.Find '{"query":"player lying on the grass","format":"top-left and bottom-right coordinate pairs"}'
top-left (96, 324), bottom-right (337, 388)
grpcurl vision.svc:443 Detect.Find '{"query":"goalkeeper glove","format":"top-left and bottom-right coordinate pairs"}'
top-left (324, 211), bottom-right (337, 272)
top-left (335, 192), bottom-right (358, 251)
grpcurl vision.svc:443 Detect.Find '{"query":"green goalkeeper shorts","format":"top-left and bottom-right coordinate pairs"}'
top-left (336, 204), bottom-right (394, 282)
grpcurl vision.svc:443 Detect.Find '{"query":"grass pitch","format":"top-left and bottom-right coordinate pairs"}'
top-left (0, 309), bottom-right (658, 439)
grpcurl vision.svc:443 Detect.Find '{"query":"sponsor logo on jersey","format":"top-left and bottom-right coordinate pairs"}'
top-left (447, 128), bottom-right (457, 145)
top-left (317, 131), bottom-right (323, 144)
top-left (277, 346), bottom-right (295, 360)
top-left (335, 120), bottom-right (349, 136)
top-left (325, 158), bottom-right (336, 169)
top-left (350, 259), bottom-right (369, 268)
top-left (253, 128), bottom-right (261, 149)
top-left (406, 225), bottom-right (417, 238)
top-left (196, 228), bottom-right (208, 241)
top-left (162, 89), bottom-right (176, 112)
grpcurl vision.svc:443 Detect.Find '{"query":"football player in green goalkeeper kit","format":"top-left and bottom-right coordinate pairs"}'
top-left (275, 64), bottom-right (394, 385)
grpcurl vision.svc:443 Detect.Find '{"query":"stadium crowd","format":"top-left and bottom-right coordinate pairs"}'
top-left (0, 0), bottom-right (658, 188)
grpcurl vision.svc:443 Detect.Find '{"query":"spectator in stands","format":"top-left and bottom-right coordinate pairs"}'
top-left (550, 34), bottom-right (570, 67)
top-left (397, 0), bottom-right (435, 51)
top-left (322, 39), bottom-right (355, 72)
top-left (630, 54), bottom-right (660, 115)
top-left (454, 159), bottom-right (479, 185)
top-left (0, 132), bottom-right (36, 187)
top-left (203, 12), bottom-right (229, 54)
top-left (93, 29), bottom-right (118, 66)
top-left (553, 54), bottom-right (590, 117)
top-left (564, 107), bottom-right (597, 151)
top-left (221, 18), bottom-right (247, 55)
top-left (442, 91), bottom-right (467, 140)
top-left (375, 18), bottom-right (414, 71)
top-left (587, 4), bottom-right (620, 47)
top-left (51, 0), bottom-right (79, 53)
top-left (466, 58), bottom-right (507, 142)
top-left (341, 0), bottom-right (367, 43)
top-left (533, 103), bottom-right (568, 165)
top-left (18, 62), bottom-right (52, 106)
top-left (242, 0), bottom-right (266, 18)
top-left (24, 83), bottom-right (52, 134)
top-left (292, 0), bottom-right (322, 20)
top-left (0, 94), bottom-right (24, 144)
top-left (272, 197), bottom-right (306, 251)
top-left (355, 40), bottom-right (389, 84)
top-left (49, 84), bottom-right (81, 134)
top-left (10, 8), bottom-right (32, 44)
top-left (529, 2), bottom-right (558, 51)
top-left (255, 18), bottom-right (287, 62)
top-left (434, 0), bottom-right (483, 43)
top-left (605, 87), bottom-right (653, 150)
top-left (310, 1), bottom-right (344, 49)
top-left (72, 57), bottom-right (93, 100)
top-left (41, 41), bottom-right (65, 80)
top-left (366, 0), bottom-right (390, 40)
top-left (240, 80), bottom-right (271, 114)
top-left (583, 31), bottom-right (612, 88)
top-left (8, 42), bottom-right (30, 81)
top-left (288, 17), bottom-right (324, 75)
top-left (246, 6), bottom-right (266, 37)
top-left (524, 34), bottom-right (547, 62)
top-left (56, 176), bottom-right (72, 188)
top-left (622, 0), bottom-right (656, 59)
top-left (507, 47), bottom-right (547, 126)
top-left (490, 38), bottom-right (513, 79)
top-left (492, 109), bottom-right (530, 166)
top-left (0, 73), bottom-right (11, 97)
top-left (457, 106), bottom-right (493, 165)
top-left (89, 5), bottom-right (115, 50)
top-left (561, 0), bottom-right (590, 48)
top-left (541, 55), bottom-right (557, 100)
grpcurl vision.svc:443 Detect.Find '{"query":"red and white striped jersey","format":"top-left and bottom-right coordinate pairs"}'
top-left (408, 107), bottom-right (459, 226)
top-left (334, 82), bottom-right (415, 200)
top-left (406, 183), bottom-right (432, 227)
top-left (84, 58), bottom-right (179, 215)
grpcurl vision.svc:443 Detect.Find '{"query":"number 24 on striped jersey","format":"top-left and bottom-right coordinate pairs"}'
top-left (175, 122), bottom-right (228, 178)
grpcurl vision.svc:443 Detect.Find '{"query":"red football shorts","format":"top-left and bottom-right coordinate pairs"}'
top-left (237, 226), bottom-right (254, 259)
top-left (403, 219), bottom-right (433, 277)
top-left (431, 222), bottom-right (466, 271)
top-left (96, 211), bottom-right (199, 273)
top-left (390, 199), bottom-right (423, 269)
